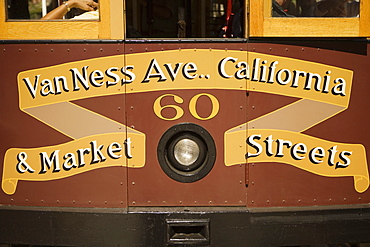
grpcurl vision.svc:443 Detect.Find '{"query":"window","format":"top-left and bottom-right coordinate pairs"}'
top-left (272, 0), bottom-right (359, 17)
top-left (250, 0), bottom-right (370, 37)
top-left (7, 0), bottom-right (99, 20)
top-left (0, 0), bottom-right (123, 39)
top-left (125, 0), bottom-right (245, 39)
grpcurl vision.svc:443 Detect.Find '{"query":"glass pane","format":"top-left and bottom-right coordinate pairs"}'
top-left (7, 0), bottom-right (99, 20)
top-left (272, 0), bottom-right (360, 17)
top-left (126, 0), bottom-right (245, 38)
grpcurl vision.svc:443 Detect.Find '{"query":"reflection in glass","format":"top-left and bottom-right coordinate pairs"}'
top-left (7, 0), bottom-right (99, 20)
top-left (126, 0), bottom-right (245, 38)
top-left (272, 0), bottom-right (360, 17)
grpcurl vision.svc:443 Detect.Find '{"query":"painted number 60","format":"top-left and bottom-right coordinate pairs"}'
top-left (153, 93), bottom-right (220, 121)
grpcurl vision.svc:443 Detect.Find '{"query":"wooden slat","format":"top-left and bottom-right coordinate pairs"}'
top-left (0, 21), bottom-right (99, 40)
top-left (263, 18), bottom-right (360, 37)
top-left (360, 0), bottom-right (370, 36)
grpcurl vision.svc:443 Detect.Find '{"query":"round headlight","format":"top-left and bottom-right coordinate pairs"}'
top-left (157, 123), bottom-right (216, 183)
top-left (174, 138), bottom-right (200, 166)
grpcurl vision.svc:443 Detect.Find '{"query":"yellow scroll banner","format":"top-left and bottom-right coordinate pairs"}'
top-left (2, 132), bottom-right (145, 195)
top-left (226, 128), bottom-right (368, 193)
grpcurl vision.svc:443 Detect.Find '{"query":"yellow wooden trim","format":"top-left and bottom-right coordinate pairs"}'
top-left (98, 0), bottom-right (124, 39)
top-left (263, 18), bottom-right (360, 37)
top-left (249, 0), bottom-right (264, 36)
top-left (359, 0), bottom-right (370, 36)
top-left (0, 0), bottom-right (124, 40)
top-left (249, 0), bottom-right (367, 37)
top-left (0, 21), bottom-right (99, 40)
top-left (109, 0), bottom-right (124, 39)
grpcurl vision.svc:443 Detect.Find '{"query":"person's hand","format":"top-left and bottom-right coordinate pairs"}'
top-left (67, 0), bottom-right (98, 12)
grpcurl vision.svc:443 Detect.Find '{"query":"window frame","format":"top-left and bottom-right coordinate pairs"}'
top-left (249, 0), bottom-right (370, 37)
top-left (0, 0), bottom-right (124, 40)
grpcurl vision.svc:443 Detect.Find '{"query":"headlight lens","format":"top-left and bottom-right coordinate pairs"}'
top-left (174, 138), bottom-right (200, 166)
